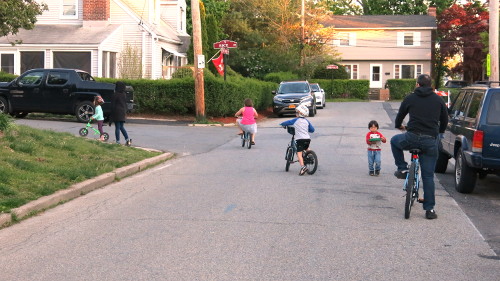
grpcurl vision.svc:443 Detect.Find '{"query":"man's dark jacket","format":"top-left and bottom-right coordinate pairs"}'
top-left (395, 86), bottom-right (448, 138)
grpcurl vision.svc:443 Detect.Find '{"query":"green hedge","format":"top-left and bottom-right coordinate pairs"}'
top-left (97, 72), bottom-right (276, 117)
top-left (386, 79), bottom-right (416, 100)
top-left (0, 72), bottom-right (17, 82)
top-left (263, 72), bottom-right (299, 84)
top-left (309, 79), bottom-right (370, 99)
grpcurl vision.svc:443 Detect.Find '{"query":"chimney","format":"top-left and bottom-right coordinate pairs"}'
top-left (83, 0), bottom-right (110, 23)
top-left (428, 7), bottom-right (437, 17)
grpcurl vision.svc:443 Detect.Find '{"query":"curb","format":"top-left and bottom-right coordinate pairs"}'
top-left (1, 152), bottom-right (173, 228)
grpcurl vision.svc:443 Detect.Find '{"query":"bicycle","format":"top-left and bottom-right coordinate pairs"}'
top-left (403, 149), bottom-right (424, 219)
top-left (283, 126), bottom-right (318, 174)
top-left (240, 130), bottom-right (253, 149)
top-left (79, 121), bottom-right (109, 141)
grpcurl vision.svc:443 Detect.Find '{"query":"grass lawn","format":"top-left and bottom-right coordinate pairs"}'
top-left (0, 123), bottom-right (161, 214)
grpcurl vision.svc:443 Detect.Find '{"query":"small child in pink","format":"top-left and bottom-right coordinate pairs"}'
top-left (235, 98), bottom-right (258, 145)
top-left (366, 120), bottom-right (387, 176)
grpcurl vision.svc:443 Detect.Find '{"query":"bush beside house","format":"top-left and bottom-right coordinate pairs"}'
top-left (386, 79), bottom-right (416, 100)
top-left (310, 79), bottom-right (370, 100)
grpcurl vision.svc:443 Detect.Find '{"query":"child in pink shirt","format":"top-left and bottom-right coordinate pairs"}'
top-left (235, 98), bottom-right (258, 145)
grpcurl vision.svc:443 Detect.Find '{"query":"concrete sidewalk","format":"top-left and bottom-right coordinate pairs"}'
top-left (0, 152), bottom-right (173, 227)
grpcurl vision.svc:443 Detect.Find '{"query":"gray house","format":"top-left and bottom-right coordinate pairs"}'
top-left (0, 0), bottom-right (190, 79)
top-left (322, 9), bottom-right (437, 90)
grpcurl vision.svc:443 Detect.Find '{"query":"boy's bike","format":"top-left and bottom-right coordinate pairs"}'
top-left (283, 126), bottom-right (318, 174)
top-left (403, 149), bottom-right (424, 219)
top-left (79, 121), bottom-right (109, 141)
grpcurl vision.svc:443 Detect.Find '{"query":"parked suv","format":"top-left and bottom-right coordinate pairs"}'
top-left (272, 81), bottom-right (317, 117)
top-left (435, 86), bottom-right (500, 193)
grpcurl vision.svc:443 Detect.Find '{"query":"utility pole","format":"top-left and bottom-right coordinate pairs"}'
top-left (191, 0), bottom-right (205, 120)
top-left (300, 0), bottom-right (305, 67)
top-left (489, 0), bottom-right (499, 83)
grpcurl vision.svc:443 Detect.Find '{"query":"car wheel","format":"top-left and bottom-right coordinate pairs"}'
top-left (0, 96), bottom-right (9, 114)
top-left (455, 148), bottom-right (477, 193)
top-left (322, 98), bottom-right (326, 108)
top-left (75, 101), bottom-right (95, 123)
top-left (434, 150), bottom-right (449, 173)
top-left (309, 106), bottom-right (316, 117)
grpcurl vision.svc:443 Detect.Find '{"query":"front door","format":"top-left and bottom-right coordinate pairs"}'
top-left (370, 64), bottom-right (382, 88)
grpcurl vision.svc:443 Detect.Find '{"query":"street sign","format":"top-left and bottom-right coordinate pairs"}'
top-left (221, 48), bottom-right (229, 55)
top-left (213, 40), bottom-right (238, 49)
top-left (326, 64), bottom-right (339, 69)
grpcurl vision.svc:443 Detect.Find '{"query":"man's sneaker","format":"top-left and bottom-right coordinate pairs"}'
top-left (369, 171), bottom-right (375, 176)
top-left (394, 170), bottom-right (408, 179)
top-left (375, 170), bottom-right (380, 176)
top-left (125, 139), bottom-right (132, 146)
top-left (299, 166), bottom-right (308, 176)
top-left (425, 209), bottom-right (438, 220)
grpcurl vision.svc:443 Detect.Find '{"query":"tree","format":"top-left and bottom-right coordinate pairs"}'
top-left (438, 2), bottom-right (489, 83)
top-left (221, 0), bottom-right (337, 79)
top-left (0, 0), bottom-right (47, 38)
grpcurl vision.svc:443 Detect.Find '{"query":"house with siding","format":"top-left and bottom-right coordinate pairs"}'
top-left (0, 0), bottom-right (189, 79)
top-left (322, 8), bottom-right (437, 91)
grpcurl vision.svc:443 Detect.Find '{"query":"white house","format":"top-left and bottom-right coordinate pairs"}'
top-left (0, 0), bottom-right (190, 79)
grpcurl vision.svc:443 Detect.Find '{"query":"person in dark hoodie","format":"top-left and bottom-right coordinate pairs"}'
top-left (391, 74), bottom-right (448, 220)
top-left (110, 81), bottom-right (132, 146)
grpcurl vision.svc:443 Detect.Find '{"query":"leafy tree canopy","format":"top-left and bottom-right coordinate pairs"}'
top-left (437, 1), bottom-right (489, 82)
top-left (0, 0), bottom-right (47, 37)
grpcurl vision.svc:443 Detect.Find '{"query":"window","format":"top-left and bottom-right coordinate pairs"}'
top-left (450, 92), bottom-right (467, 119)
top-left (47, 72), bottom-right (69, 85)
top-left (487, 93), bottom-right (500, 124)
top-left (343, 64), bottom-right (358, 79)
top-left (1, 54), bottom-right (14, 73)
top-left (333, 32), bottom-right (356, 46)
top-left (394, 64), bottom-right (422, 79)
top-left (102, 51), bottom-right (117, 78)
top-left (18, 71), bottom-right (44, 86)
top-left (465, 92), bottom-right (484, 124)
top-left (21, 51), bottom-right (44, 73)
top-left (397, 32), bottom-right (421, 46)
top-left (61, 0), bottom-right (78, 18)
top-left (53, 52), bottom-right (91, 73)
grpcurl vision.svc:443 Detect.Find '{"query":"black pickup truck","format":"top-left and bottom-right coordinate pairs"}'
top-left (0, 68), bottom-right (135, 122)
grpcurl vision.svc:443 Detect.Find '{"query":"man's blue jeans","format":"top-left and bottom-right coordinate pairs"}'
top-left (391, 132), bottom-right (439, 211)
top-left (114, 121), bottom-right (129, 143)
top-left (367, 150), bottom-right (381, 172)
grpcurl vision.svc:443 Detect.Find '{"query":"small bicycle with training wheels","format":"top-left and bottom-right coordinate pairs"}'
top-left (79, 121), bottom-right (109, 141)
top-left (283, 126), bottom-right (318, 174)
top-left (403, 149), bottom-right (424, 219)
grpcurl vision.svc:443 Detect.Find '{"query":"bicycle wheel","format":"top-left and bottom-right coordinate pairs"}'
top-left (247, 133), bottom-right (252, 149)
top-left (79, 128), bottom-right (88, 137)
top-left (304, 150), bottom-right (318, 175)
top-left (285, 147), bottom-right (293, 172)
top-left (241, 133), bottom-right (245, 147)
top-left (102, 132), bottom-right (109, 142)
top-left (404, 161), bottom-right (417, 219)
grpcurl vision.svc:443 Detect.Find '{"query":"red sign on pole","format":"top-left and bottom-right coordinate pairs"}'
top-left (213, 40), bottom-right (238, 49)
top-left (326, 64), bottom-right (339, 69)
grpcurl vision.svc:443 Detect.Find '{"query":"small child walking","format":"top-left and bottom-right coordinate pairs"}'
top-left (366, 120), bottom-right (386, 176)
top-left (235, 98), bottom-right (258, 145)
top-left (90, 96), bottom-right (105, 141)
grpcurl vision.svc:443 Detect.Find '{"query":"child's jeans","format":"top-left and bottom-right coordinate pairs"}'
top-left (367, 150), bottom-right (381, 172)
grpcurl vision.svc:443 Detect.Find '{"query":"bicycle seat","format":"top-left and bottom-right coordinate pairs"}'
top-left (409, 149), bottom-right (421, 154)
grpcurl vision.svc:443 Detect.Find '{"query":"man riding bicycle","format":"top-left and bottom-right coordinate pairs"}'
top-left (391, 74), bottom-right (448, 220)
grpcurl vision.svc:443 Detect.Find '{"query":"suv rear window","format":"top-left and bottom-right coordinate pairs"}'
top-left (278, 82), bottom-right (310, 94)
top-left (487, 92), bottom-right (500, 124)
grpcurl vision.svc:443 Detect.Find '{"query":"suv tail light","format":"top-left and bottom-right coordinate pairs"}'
top-left (472, 130), bottom-right (483, 153)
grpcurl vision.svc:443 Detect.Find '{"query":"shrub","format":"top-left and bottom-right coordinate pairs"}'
top-left (263, 72), bottom-right (298, 84)
top-left (0, 113), bottom-right (13, 132)
top-left (171, 67), bottom-right (194, 79)
top-left (386, 79), bottom-right (416, 100)
top-left (310, 79), bottom-right (370, 100)
top-left (0, 71), bottom-right (17, 82)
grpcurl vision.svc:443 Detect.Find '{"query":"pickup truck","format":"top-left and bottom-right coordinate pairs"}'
top-left (435, 85), bottom-right (500, 193)
top-left (0, 68), bottom-right (135, 122)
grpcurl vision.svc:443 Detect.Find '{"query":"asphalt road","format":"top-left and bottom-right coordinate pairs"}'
top-left (1, 102), bottom-right (498, 280)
